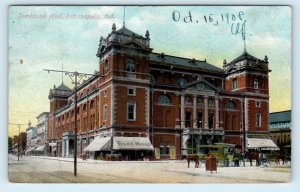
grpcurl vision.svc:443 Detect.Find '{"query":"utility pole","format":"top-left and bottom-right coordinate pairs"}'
top-left (9, 123), bottom-right (27, 161)
top-left (44, 69), bottom-right (98, 176)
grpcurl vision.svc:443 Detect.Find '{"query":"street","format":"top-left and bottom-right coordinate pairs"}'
top-left (8, 155), bottom-right (291, 183)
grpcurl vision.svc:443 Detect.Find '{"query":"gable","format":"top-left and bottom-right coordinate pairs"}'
top-left (121, 40), bottom-right (145, 49)
top-left (184, 80), bottom-right (219, 92)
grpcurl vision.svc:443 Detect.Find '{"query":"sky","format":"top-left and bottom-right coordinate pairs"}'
top-left (8, 6), bottom-right (291, 136)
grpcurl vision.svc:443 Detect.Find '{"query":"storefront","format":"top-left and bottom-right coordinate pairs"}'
top-left (84, 136), bottom-right (154, 160)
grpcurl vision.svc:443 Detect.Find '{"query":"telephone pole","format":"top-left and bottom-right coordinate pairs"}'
top-left (9, 123), bottom-right (27, 161)
top-left (44, 69), bottom-right (97, 176)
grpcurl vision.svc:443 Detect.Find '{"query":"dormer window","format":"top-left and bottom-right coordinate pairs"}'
top-left (126, 58), bottom-right (135, 72)
top-left (232, 78), bottom-right (238, 90)
top-left (176, 77), bottom-right (187, 86)
top-left (254, 79), bottom-right (259, 89)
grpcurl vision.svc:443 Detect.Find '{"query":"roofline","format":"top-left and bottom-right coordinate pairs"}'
top-left (270, 110), bottom-right (292, 114)
top-left (151, 52), bottom-right (207, 63)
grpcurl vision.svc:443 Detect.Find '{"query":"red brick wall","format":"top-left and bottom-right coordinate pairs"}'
top-left (247, 99), bottom-right (269, 132)
top-left (225, 74), bottom-right (268, 94)
top-left (115, 85), bottom-right (147, 127)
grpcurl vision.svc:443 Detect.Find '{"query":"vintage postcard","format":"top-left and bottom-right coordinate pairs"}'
top-left (8, 5), bottom-right (291, 183)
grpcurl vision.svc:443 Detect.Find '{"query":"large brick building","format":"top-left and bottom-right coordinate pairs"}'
top-left (48, 23), bottom-right (271, 160)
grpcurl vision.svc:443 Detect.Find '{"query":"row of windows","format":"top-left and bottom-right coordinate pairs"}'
top-left (232, 78), bottom-right (261, 90)
top-left (158, 94), bottom-right (237, 109)
top-left (104, 58), bottom-right (136, 74)
top-left (103, 102), bottom-right (136, 122)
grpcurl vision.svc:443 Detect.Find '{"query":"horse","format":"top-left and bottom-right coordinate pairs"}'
top-left (245, 151), bottom-right (259, 166)
top-left (274, 154), bottom-right (286, 165)
top-left (187, 155), bottom-right (200, 168)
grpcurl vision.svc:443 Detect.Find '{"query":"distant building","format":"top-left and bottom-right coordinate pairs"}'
top-left (269, 110), bottom-right (291, 151)
top-left (35, 112), bottom-right (49, 155)
top-left (25, 121), bottom-right (37, 155)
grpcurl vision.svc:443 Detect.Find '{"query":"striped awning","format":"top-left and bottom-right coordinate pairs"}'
top-left (35, 145), bottom-right (45, 151)
top-left (27, 146), bottom-right (37, 152)
top-left (83, 136), bottom-right (111, 152)
top-left (247, 138), bottom-right (279, 150)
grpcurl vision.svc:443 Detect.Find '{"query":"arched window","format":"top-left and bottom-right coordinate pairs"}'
top-left (254, 79), bottom-right (259, 89)
top-left (158, 95), bottom-right (171, 104)
top-left (225, 101), bottom-right (236, 109)
top-left (90, 100), bottom-right (95, 109)
top-left (209, 113), bottom-right (214, 129)
top-left (126, 58), bottom-right (135, 72)
top-left (185, 96), bottom-right (191, 104)
top-left (103, 104), bottom-right (108, 121)
top-left (176, 77), bottom-right (187, 86)
top-left (83, 104), bottom-right (87, 112)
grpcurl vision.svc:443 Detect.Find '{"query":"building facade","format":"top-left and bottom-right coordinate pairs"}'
top-left (25, 121), bottom-right (37, 155)
top-left (35, 112), bottom-right (49, 155)
top-left (48, 23), bottom-right (271, 160)
top-left (269, 110), bottom-right (291, 151)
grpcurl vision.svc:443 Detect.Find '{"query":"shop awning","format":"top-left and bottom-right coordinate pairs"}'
top-left (24, 146), bottom-right (30, 152)
top-left (247, 138), bottom-right (279, 150)
top-left (49, 142), bottom-right (56, 147)
top-left (113, 137), bottom-right (154, 150)
top-left (27, 146), bottom-right (37, 152)
top-left (35, 145), bottom-right (45, 152)
top-left (83, 136), bottom-right (111, 152)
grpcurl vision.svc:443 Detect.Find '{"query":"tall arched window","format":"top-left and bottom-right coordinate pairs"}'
top-left (158, 95), bottom-right (171, 104)
top-left (126, 59), bottom-right (135, 72)
top-left (225, 101), bottom-right (236, 109)
top-left (90, 100), bottom-right (95, 109)
top-left (254, 79), bottom-right (259, 89)
top-left (103, 105), bottom-right (108, 122)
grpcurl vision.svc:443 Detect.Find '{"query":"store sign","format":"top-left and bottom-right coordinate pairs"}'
top-left (155, 148), bottom-right (160, 159)
top-left (113, 137), bottom-right (154, 150)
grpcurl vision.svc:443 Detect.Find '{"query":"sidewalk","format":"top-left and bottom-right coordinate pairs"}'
top-left (24, 155), bottom-right (291, 168)
top-left (28, 155), bottom-right (185, 164)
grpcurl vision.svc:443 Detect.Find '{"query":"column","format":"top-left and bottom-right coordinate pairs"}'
top-left (180, 95), bottom-right (185, 129)
top-left (215, 97), bottom-right (219, 129)
top-left (66, 139), bottom-right (69, 157)
top-left (193, 96), bottom-right (197, 129)
top-left (204, 96), bottom-right (208, 129)
top-left (62, 139), bottom-right (65, 157)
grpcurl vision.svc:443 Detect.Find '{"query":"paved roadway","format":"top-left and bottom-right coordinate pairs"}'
top-left (8, 155), bottom-right (291, 183)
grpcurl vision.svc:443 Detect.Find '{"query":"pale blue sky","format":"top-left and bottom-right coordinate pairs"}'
top-left (8, 6), bottom-right (291, 136)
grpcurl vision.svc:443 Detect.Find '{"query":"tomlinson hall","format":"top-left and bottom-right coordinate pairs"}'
top-left (47, 23), bottom-right (271, 160)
